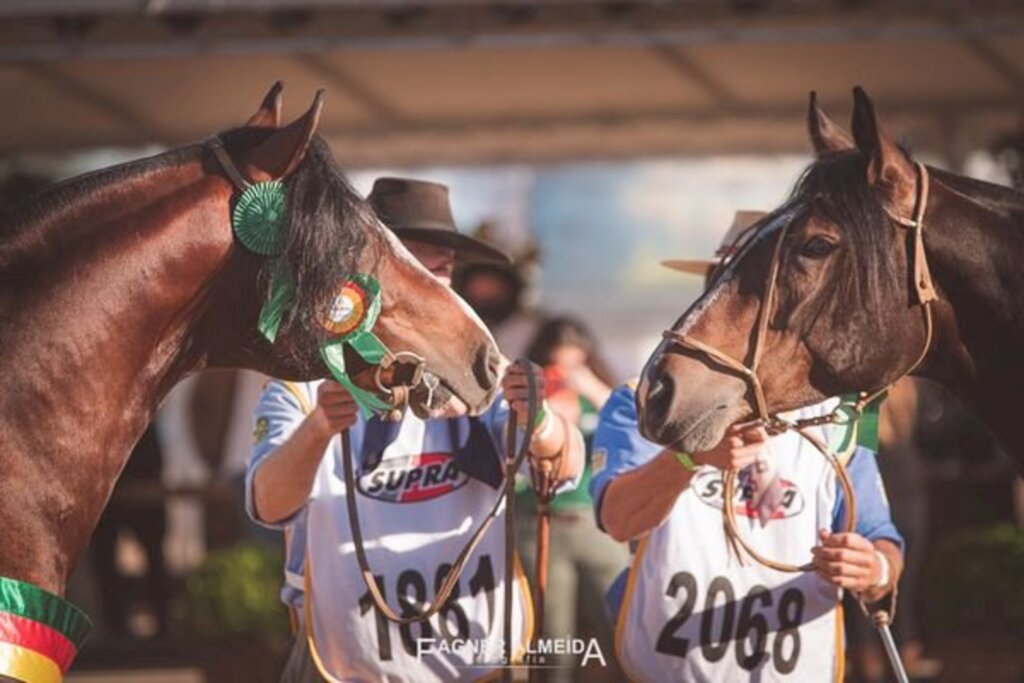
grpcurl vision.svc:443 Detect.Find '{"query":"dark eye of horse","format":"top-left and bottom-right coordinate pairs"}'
top-left (799, 235), bottom-right (837, 259)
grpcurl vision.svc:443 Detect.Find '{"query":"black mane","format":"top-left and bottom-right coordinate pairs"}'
top-left (787, 150), bottom-right (902, 313)
top-left (277, 136), bottom-right (372, 338)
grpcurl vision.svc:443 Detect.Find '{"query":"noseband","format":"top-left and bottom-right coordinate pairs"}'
top-left (661, 161), bottom-right (936, 573)
top-left (206, 136), bottom-right (430, 419)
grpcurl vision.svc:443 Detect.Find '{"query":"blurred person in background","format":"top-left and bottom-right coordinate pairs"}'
top-left (517, 316), bottom-right (629, 682)
top-left (454, 221), bottom-right (541, 359)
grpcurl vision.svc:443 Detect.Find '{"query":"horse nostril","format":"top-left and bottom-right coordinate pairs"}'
top-left (473, 345), bottom-right (501, 391)
top-left (643, 375), bottom-right (675, 428)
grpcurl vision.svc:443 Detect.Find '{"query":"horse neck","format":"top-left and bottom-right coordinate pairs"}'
top-left (0, 155), bottom-right (237, 590)
top-left (923, 170), bottom-right (1024, 465)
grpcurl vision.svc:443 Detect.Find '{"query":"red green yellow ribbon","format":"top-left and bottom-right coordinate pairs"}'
top-left (0, 576), bottom-right (91, 681)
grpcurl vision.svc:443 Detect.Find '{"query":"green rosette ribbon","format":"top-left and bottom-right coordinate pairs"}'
top-left (254, 272), bottom-right (395, 417)
top-left (317, 275), bottom-right (394, 417)
top-left (232, 181), bottom-right (286, 256)
top-left (854, 392), bottom-right (885, 452)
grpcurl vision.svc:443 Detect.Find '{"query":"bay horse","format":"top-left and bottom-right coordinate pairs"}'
top-left (0, 84), bottom-right (501, 602)
top-left (638, 86), bottom-right (1024, 472)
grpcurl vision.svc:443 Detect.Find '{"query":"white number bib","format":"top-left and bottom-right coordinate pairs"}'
top-left (616, 404), bottom-right (852, 683)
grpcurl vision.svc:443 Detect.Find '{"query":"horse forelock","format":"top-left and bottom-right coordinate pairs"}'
top-left (787, 152), bottom-right (902, 318)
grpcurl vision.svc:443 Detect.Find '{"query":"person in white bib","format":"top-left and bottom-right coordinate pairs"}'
top-left (591, 211), bottom-right (904, 683)
top-left (247, 178), bottom-right (585, 683)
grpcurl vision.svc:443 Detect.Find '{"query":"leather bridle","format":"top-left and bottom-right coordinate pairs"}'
top-left (660, 161), bottom-right (936, 573)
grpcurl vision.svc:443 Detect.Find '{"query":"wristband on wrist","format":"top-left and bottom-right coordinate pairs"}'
top-left (533, 401), bottom-right (550, 429)
top-left (534, 406), bottom-right (557, 441)
top-left (873, 549), bottom-right (891, 589)
top-left (673, 451), bottom-right (697, 472)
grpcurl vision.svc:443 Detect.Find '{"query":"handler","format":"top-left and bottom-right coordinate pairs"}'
top-left (592, 211), bottom-right (905, 682)
top-left (247, 178), bottom-right (585, 682)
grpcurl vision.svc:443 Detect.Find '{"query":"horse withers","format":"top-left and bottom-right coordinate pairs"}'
top-left (0, 83), bottom-right (499, 625)
top-left (638, 86), bottom-right (1024, 472)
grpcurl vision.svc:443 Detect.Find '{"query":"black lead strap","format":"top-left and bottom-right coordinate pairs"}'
top-left (502, 367), bottom-right (538, 681)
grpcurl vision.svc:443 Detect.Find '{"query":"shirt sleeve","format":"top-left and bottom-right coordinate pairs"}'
top-left (832, 446), bottom-right (905, 550)
top-left (245, 380), bottom-right (313, 530)
top-left (590, 383), bottom-right (664, 531)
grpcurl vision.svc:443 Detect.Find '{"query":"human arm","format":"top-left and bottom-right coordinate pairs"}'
top-left (501, 359), bottom-right (584, 484)
top-left (811, 532), bottom-right (903, 603)
top-left (249, 381), bottom-right (358, 525)
top-left (599, 422), bottom-right (768, 542)
top-left (811, 447), bottom-right (905, 602)
top-left (589, 384), bottom-right (768, 542)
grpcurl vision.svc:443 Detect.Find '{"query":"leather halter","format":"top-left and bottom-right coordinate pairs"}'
top-left (660, 161), bottom-right (935, 573)
top-left (203, 135), bottom-right (429, 419)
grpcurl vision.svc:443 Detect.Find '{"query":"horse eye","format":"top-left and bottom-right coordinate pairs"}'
top-left (799, 236), bottom-right (836, 259)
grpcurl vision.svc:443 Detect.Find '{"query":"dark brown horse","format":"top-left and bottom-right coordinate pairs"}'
top-left (0, 84), bottom-right (501, 597)
top-left (638, 87), bottom-right (1024, 471)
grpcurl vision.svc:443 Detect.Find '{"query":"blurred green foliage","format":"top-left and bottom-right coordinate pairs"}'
top-left (186, 542), bottom-right (290, 638)
top-left (924, 524), bottom-right (1024, 634)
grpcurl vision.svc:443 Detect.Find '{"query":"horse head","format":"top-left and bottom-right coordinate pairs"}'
top-left (637, 87), bottom-right (933, 452)
top-left (198, 84), bottom-right (502, 416)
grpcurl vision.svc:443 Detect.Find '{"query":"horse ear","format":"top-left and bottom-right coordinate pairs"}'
top-left (807, 91), bottom-right (853, 156)
top-left (850, 86), bottom-right (916, 213)
top-left (245, 89), bottom-right (325, 182)
top-left (246, 81), bottom-right (284, 129)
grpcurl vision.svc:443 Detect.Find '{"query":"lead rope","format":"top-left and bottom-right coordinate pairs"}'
top-left (661, 161), bottom-right (934, 683)
top-left (502, 367), bottom-right (539, 682)
top-left (341, 362), bottom-right (539, 671)
top-left (526, 419), bottom-right (563, 683)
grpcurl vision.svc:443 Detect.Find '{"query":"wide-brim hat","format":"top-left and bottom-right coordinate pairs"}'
top-left (368, 177), bottom-right (511, 265)
top-left (661, 210), bottom-right (768, 276)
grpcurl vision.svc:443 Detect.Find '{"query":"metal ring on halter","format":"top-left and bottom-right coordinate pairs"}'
top-left (372, 350), bottom-right (427, 399)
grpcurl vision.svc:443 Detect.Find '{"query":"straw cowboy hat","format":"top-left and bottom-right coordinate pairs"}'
top-left (368, 177), bottom-right (511, 265)
top-left (661, 210), bottom-right (767, 276)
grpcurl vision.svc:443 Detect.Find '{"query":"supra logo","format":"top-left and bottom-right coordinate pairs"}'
top-left (693, 470), bottom-right (805, 520)
top-left (357, 453), bottom-right (468, 503)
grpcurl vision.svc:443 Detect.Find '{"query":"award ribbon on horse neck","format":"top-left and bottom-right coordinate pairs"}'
top-left (0, 576), bottom-right (92, 683)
